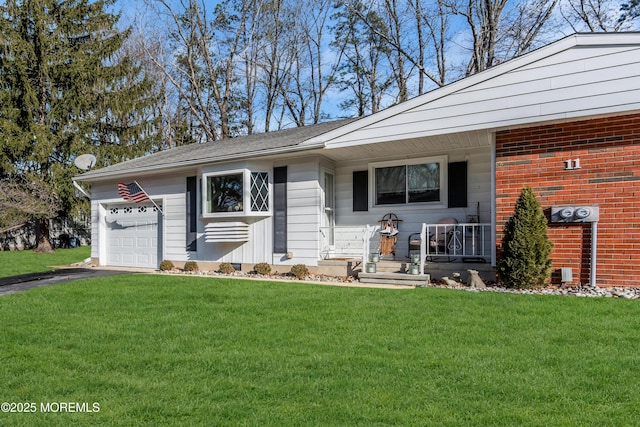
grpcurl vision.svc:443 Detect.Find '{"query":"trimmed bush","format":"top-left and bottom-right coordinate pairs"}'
top-left (159, 260), bottom-right (175, 271)
top-left (253, 263), bottom-right (271, 275)
top-left (183, 261), bottom-right (199, 272)
top-left (218, 262), bottom-right (236, 274)
top-left (497, 187), bottom-right (553, 289)
top-left (289, 264), bottom-right (309, 279)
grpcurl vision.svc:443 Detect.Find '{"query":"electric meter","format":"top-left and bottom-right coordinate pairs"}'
top-left (574, 207), bottom-right (591, 219)
top-left (559, 207), bottom-right (574, 219)
top-left (550, 206), bottom-right (599, 223)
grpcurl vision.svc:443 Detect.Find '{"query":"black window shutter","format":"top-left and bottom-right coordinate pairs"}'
top-left (448, 161), bottom-right (467, 208)
top-left (352, 170), bottom-right (368, 211)
top-left (273, 166), bottom-right (288, 253)
top-left (186, 176), bottom-right (197, 251)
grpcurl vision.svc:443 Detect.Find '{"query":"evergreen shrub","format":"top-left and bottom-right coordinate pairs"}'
top-left (159, 260), bottom-right (175, 271)
top-left (497, 187), bottom-right (553, 289)
top-left (253, 263), bottom-right (271, 275)
top-left (218, 262), bottom-right (235, 274)
top-left (183, 261), bottom-right (199, 272)
top-left (290, 264), bottom-right (309, 279)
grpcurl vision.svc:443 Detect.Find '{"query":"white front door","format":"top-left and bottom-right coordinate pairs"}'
top-left (105, 203), bottom-right (162, 268)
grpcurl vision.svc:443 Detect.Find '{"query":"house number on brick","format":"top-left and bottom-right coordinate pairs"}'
top-left (564, 158), bottom-right (581, 170)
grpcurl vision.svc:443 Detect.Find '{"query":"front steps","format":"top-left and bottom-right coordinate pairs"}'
top-left (318, 258), bottom-right (496, 286)
top-left (358, 271), bottom-right (430, 287)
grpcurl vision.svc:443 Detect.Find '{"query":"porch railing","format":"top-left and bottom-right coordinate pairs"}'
top-left (319, 226), bottom-right (374, 259)
top-left (415, 223), bottom-right (492, 274)
top-left (418, 223), bottom-right (491, 259)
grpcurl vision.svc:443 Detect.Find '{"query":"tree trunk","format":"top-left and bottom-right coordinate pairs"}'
top-left (34, 217), bottom-right (54, 253)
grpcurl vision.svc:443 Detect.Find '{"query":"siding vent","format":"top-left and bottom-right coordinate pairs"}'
top-left (204, 222), bottom-right (250, 243)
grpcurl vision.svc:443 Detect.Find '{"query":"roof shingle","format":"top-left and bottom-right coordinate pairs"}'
top-left (77, 118), bottom-right (357, 181)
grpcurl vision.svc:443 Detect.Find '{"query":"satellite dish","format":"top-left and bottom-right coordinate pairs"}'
top-left (74, 153), bottom-right (96, 171)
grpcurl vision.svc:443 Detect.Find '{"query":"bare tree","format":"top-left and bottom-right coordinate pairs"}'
top-left (445, 0), bottom-right (558, 75)
top-left (277, 0), bottom-right (342, 126)
top-left (332, 1), bottom-right (393, 115)
top-left (410, 0), bottom-right (451, 92)
top-left (122, 23), bottom-right (190, 151)
top-left (560, 0), bottom-right (638, 32)
top-left (500, 0), bottom-right (559, 58)
top-left (254, 0), bottom-right (291, 131)
top-left (336, 0), bottom-right (448, 92)
top-left (140, 0), bottom-right (255, 141)
top-left (0, 177), bottom-right (61, 252)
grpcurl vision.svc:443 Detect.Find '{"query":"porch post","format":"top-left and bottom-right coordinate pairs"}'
top-left (419, 223), bottom-right (427, 275)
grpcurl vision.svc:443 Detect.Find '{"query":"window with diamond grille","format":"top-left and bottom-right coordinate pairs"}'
top-left (250, 172), bottom-right (269, 212)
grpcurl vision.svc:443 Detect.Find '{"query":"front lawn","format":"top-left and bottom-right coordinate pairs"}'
top-left (0, 247), bottom-right (91, 277)
top-left (1, 275), bottom-right (639, 426)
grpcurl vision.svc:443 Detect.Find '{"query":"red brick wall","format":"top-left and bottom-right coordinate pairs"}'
top-left (495, 113), bottom-right (640, 287)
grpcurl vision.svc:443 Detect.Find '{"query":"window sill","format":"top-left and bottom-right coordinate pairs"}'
top-left (201, 212), bottom-right (272, 220)
top-left (371, 202), bottom-right (446, 211)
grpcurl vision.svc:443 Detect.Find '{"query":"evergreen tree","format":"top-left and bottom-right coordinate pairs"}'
top-left (497, 187), bottom-right (553, 289)
top-left (0, 0), bottom-right (159, 252)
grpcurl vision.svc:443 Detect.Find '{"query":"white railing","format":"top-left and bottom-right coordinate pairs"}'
top-left (320, 226), bottom-right (376, 260)
top-left (420, 221), bottom-right (491, 256)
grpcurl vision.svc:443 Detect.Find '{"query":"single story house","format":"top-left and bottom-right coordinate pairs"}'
top-left (76, 32), bottom-right (640, 287)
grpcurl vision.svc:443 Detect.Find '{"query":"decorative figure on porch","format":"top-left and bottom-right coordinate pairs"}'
top-left (378, 213), bottom-right (401, 259)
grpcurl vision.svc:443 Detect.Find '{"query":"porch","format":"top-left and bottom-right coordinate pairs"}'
top-left (319, 222), bottom-right (495, 285)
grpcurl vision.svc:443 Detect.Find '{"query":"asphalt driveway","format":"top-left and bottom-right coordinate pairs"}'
top-left (0, 268), bottom-right (134, 296)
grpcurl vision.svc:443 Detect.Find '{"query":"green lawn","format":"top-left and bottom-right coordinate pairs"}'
top-left (1, 275), bottom-right (639, 426)
top-left (0, 247), bottom-right (91, 277)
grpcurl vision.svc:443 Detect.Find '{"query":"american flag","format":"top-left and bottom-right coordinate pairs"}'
top-left (117, 182), bottom-right (150, 203)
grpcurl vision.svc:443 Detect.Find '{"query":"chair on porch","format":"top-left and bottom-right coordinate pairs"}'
top-left (408, 217), bottom-right (461, 261)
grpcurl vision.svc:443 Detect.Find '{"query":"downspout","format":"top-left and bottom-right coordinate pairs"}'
top-left (591, 221), bottom-right (598, 288)
top-left (490, 133), bottom-right (497, 267)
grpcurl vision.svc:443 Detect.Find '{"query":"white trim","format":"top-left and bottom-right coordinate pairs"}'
top-left (368, 155), bottom-right (448, 210)
top-left (320, 167), bottom-right (336, 254)
top-left (98, 203), bottom-right (107, 266)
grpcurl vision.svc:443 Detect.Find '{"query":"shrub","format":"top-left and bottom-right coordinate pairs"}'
top-left (159, 260), bottom-right (175, 271)
top-left (183, 261), bottom-right (199, 272)
top-left (218, 262), bottom-right (236, 274)
top-left (497, 187), bottom-right (553, 289)
top-left (289, 264), bottom-right (309, 279)
top-left (253, 263), bottom-right (271, 275)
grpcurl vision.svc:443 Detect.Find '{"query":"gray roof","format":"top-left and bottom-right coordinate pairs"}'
top-left (77, 118), bottom-right (358, 181)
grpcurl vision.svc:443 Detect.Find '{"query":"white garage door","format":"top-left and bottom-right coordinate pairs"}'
top-left (105, 203), bottom-right (162, 268)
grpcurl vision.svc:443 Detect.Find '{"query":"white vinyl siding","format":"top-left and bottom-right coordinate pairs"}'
top-left (278, 159), bottom-right (323, 265)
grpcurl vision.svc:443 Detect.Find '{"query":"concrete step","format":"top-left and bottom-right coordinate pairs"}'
top-left (359, 271), bottom-right (430, 287)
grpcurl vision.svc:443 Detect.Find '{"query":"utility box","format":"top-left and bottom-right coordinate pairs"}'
top-left (550, 206), bottom-right (599, 223)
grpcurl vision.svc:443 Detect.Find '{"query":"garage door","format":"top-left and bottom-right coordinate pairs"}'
top-left (105, 203), bottom-right (161, 268)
